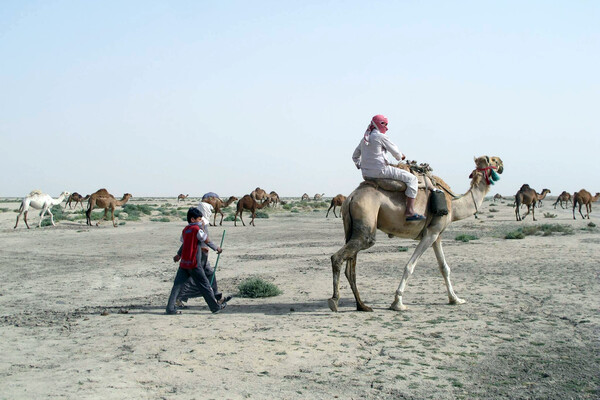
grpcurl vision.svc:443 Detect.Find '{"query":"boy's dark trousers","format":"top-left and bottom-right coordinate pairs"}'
top-left (166, 265), bottom-right (220, 313)
top-left (178, 251), bottom-right (221, 302)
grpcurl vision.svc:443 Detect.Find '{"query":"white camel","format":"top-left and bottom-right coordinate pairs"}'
top-left (14, 190), bottom-right (70, 229)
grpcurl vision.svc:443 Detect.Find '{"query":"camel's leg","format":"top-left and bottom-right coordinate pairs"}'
top-left (391, 232), bottom-right (439, 311)
top-left (46, 206), bottom-right (56, 227)
top-left (573, 202), bottom-right (577, 219)
top-left (579, 203), bottom-right (585, 219)
top-left (250, 211), bottom-right (256, 226)
top-left (38, 206), bottom-right (49, 227)
top-left (585, 204), bottom-right (591, 219)
top-left (515, 205), bottom-right (520, 221)
top-left (345, 256), bottom-right (373, 311)
top-left (329, 234), bottom-right (375, 312)
top-left (24, 211), bottom-right (30, 229)
top-left (97, 208), bottom-right (108, 226)
top-left (334, 206), bottom-right (339, 218)
top-left (111, 207), bottom-right (116, 227)
top-left (326, 205), bottom-right (333, 218)
top-left (532, 204), bottom-right (536, 221)
top-left (432, 237), bottom-right (465, 305)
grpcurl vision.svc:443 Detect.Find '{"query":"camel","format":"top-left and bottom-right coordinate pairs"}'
top-left (326, 194), bottom-right (346, 218)
top-left (514, 185), bottom-right (550, 221)
top-left (301, 193), bottom-right (309, 201)
top-left (572, 189), bottom-right (600, 219)
top-left (267, 191), bottom-right (281, 207)
top-left (14, 190), bottom-right (71, 229)
top-left (64, 192), bottom-right (90, 209)
top-left (234, 195), bottom-right (271, 226)
top-left (553, 191), bottom-right (572, 209)
top-left (250, 187), bottom-right (268, 203)
top-left (314, 193), bottom-right (325, 201)
top-left (177, 194), bottom-right (189, 202)
top-left (329, 156), bottom-right (503, 312)
top-left (85, 189), bottom-right (133, 227)
top-left (493, 193), bottom-right (503, 202)
top-left (202, 196), bottom-right (238, 226)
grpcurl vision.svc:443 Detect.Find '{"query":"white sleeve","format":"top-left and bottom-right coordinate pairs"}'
top-left (196, 228), bottom-right (208, 242)
top-left (352, 141), bottom-right (362, 167)
top-left (380, 135), bottom-right (404, 161)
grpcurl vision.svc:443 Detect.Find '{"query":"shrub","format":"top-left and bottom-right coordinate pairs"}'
top-left (398, 246), bottom-right (409, 252)
top-left (291, 209), bottom-right (300, 213)
top-left (122, 204), bottom-right (153, 216)
top-left (505, 230), bottom-right (525, 239)
top-left (588, 222), bottom-right (596, 228)
top-left (150, 217), bottom-right (170, 222)
top-left (543, 213), bottom-right (557, 218)
top-left (254, 211), bottom-right (269, 219)
top-left (489, 208), bottom-right (499, 213)
top-left (0, 207), bottom-right (9, 213)
top-left (238, 277), bottom-right (282, 298)
top-left (223, 214), bottom-right (236, 221)
top-left (455, 234), bottom-right (478, 242)
top-left (282, 203), bottom-right (293, 210)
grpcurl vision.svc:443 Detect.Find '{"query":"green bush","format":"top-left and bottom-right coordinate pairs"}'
top-left (122, 204), bottom-right (153, 216)
top-left (291, 209), bottom-right (300, 213)
top-left (238, 277), bottom-right (282, 298)
top-left (543, 213), bottom-right (557, 218)
top-left (398, 246), bottom-right (409, 252)
top-left (223, 214), bottom-right (236, 221)
top-left (282, 203), bottom-right (293, 210)
top-left (254, 211), bottom-right (269, 219)
top-left (0, 207), bottom-right (9, 213)
top-left (455, 234), bottom-right (478, 242)
top-left (588, 222), bottom-right (596, 228)
top-left (489, 208), bottom-right (499, 213)
top-left (505, 231), bottom-right (525, 239)
top-left (150, 217), bottom-right (170, 222)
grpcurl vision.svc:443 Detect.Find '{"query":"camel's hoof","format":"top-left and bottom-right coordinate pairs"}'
top-left (328, 298), bottom-right (338, 312)
top-left (357, 305), bottom-right (373, 312)
top-left (449, 297), bottom-right (466, 305)
top-left (390, 301), bottom-right (408, 311)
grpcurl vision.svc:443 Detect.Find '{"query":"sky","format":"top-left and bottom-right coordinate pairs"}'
top-left (1, 1), bottom-right (598, 198)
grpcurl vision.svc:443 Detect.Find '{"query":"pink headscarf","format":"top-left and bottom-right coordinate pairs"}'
top-left (363, 114), bottom-right (389, 144)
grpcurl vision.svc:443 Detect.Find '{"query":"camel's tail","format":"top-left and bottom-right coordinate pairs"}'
top-left (343, 195), bottom-right (354, 244)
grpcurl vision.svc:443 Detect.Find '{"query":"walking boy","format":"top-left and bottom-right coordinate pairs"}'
top-left (165, 208), bottom-right (225, 314)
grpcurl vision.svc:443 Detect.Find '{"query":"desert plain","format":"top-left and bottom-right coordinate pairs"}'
top-left (0, 195), bottom-right (598, 399)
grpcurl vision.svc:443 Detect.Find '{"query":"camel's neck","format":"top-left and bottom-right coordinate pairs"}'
top-left (538, 191), bottom-right (549, 200)
top-left (257, 201), bottom-right (270, 209)
top-left (451, 182), bottom-right (490, 222)
top-left (224, 197), bottom-right (235, 207)
top-left (117, 196), bottom-right (130, 205)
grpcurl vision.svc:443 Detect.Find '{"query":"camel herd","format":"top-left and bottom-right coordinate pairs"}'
top-left (510, 185), bottom-right (599, 221)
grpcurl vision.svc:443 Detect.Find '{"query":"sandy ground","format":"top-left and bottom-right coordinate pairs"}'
top-left (0, 196), bottom-right (599, 399)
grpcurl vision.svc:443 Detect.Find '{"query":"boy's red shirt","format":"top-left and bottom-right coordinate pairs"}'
top-left (179, 223), bottom-right (200, 269)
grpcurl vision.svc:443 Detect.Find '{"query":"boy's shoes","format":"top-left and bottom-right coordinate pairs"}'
top-left (212, 302), bottom-right (227, 314)
top-left (218, 295), bottom-right (233, 305)
top-left (165, 310), bottom-right (181, 315)
top-left (176, 299), bottom-right (188, 309)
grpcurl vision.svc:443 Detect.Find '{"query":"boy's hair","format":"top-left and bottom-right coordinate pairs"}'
top-left (187, 207), bottom-right (203, 223)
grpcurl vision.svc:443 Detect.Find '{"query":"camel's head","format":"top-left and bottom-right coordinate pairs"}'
top-left (470, 156), bottom-right (503, 186)
top-left (61, 191), bottom-right (71, 198)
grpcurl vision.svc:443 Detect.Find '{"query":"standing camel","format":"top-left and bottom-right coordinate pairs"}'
top-left (515, 185), bottom-right (550, 221)
top-left (301, 193), bottom-right (309, 201)
top-left (14, 190), bottom-right (70, 229)
top-left (493, 193), bottom-right (503, 202)
top-left (85, 189), bottom-right (133, 227)
top-left (314, 193), bottom-right (325, 201)
top-left (234, 195), bottom-right (271, 226)
top-left (329, 156), bottom-right (503, 312)
top-left (202, 196), bottom-right (238, 226)
top-left (553, 191), bottom-right (572, 209)
top-left (268, 191), bottom-right (281, 207)
top-left (64, 192), bottom-right (89, 209)
top-left (572, 189), bottom-right (600, 219)
top-left (177, 194), bottom-right (189, 202)
top-left (250, 187), bottom-right (268, 203)
top-left (326, 194), bottom-right (346, 218)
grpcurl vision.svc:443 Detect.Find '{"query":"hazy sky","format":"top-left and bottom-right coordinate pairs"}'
top-left (1, 1), bottom-right (598, 198)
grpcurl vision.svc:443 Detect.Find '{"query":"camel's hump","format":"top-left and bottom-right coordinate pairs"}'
top-left (28, 189), bottom-right (43, 196)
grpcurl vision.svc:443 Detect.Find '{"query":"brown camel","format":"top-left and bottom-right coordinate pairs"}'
top-left (65, 192), bottom-right (90, 209)
top-left (177, 194), bottom-right (189, 202)
top-left (301, 193), bottom-right (309, 201)
top-left (250, 187), bottom-right (268, 203)
top-left (86, 189), bottom-right (133, 227)
top-left (202, 196), bottom-right (238, 226)
top-left (329, 156), bottom-right (503, 312)
top-left (326, 194), bottom-right (346, 218)
top-left (268, 191), bottom-right (281, 207)
top-left (514, 185), bottom-right (550, 221)
top-left (553, 191), bottom-right (572, 209)
top-left (493, 193), bottom-right (503, 202)
top-left (234, 195), bottom-right (271, 226)
top-left (572, 189), bottom-right (600, 219)
top-left (314, 193), bottom-right (325, 201)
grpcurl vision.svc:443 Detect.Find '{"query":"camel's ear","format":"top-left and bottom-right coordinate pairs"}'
top-left (469, 172), bottom-right (473, 178)
top-left (485, 156), bottom-right (490, 164)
